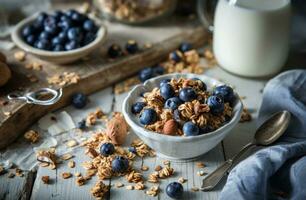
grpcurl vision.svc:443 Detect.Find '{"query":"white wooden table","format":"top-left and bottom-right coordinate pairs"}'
top-left (0, 58), bottom-right (267, 199)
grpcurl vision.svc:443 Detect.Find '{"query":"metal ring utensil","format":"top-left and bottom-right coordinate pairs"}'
top-left (8, 88), bottom-right (62, 106)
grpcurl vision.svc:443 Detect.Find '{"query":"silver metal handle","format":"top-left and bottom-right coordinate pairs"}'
top-left (8, 88), bottom-right (62, 106)
top-left (201, 142), bottom-right (255, 190)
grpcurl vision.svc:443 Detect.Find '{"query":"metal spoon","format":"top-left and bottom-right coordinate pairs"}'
top-left (201, 110), bottom-right (291, 191)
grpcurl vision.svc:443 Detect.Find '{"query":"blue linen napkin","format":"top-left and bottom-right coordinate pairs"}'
top-left (220, 70), bottom-right (306, 200)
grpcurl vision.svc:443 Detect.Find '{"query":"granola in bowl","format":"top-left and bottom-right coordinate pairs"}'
top-left (122, 73), bottom-right (243, 160)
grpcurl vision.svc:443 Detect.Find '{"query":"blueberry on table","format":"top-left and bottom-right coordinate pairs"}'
top-left (160, 83), bottom-right (175, 100)
top-left (165, 97), bottom-right (182, 110)
top-left (179, 87), bottom-right (197, 102)
top-left (125, 40), bottom-right (139, 54)
top-left (131, 102), bottom-right (146, 114)
top-left (71, 93), bottom-right (87, 109)
top-left (183, 121), bottom-right (199, 136)
top-left (22, 25), bottom-right (35, 38)
top-left (67, 27), bottom-right (83, 41)
top-left (207, 95), bottom-right (224, 114)
top-left (83, 19), bottom-right (97, 32)
top-left (107, 44), bottom-right (123, 59)
top-left (166, 182), bottom-right (184, 199)
top-left (112, 156), bottom-right (129, 173)
top-left (100, 143), bottom-right (115, 156)
top-left (169, 51), bottom-right (182, 62)
top-left (77, 119), bottom-right (86, 129)
top-left (139, 108), bottom-right (157, 125)
top-left (35, 39), bottom-right (51, 50)
top-left (213, 85), bottom-right (235, 104)
top-left (192, 78), bottom-right (207, 91)
top-left (159, 79), bottom-right (170, 87)
top-left (153, 65), bottom-right (164, 75)
top-left (179, 42), bottom-right (192, 52)
top-left (139, 67), bottom-right (153, 82)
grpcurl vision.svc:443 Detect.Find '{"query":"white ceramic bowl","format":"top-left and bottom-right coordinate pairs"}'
top-left (123, 73), bottom-right (243, 161)
top-left (11, 12), bottom-right (107, 64)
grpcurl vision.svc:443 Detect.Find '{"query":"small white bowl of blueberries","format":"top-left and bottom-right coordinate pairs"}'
top-left (123, 73), bottom-right (243, 160)
top-left (11, 9), bottom-right (107, 64)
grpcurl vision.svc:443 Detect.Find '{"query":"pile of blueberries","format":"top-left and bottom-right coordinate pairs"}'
top-left (132, 78), bottom-right (235, 136)
top-left (21, 10), bottom-right (98, 51)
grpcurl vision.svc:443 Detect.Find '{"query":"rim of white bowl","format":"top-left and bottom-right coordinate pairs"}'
top-left (122, 73), bottom-right (243, 142)
top-left (11, 12), bottom-right (107, 57)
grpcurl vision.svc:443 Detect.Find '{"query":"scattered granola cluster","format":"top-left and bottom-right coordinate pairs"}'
top-left (132, 78), bottom-right (235, 136)
top-left (24, 130), bottom-right (40, 143)
top-left (95, 0), bottom-right (176, 23)
top-left (47, 72), bottom-right (80, 86)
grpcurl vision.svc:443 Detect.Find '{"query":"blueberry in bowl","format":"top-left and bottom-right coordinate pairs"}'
top-left (123, 73), bottom-right (243, 161)
top-left (11, 10), bottom-right (107, 64)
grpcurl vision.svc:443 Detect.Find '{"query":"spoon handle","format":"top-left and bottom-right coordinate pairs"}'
top-left (201, 142), bottom-right (255, 191)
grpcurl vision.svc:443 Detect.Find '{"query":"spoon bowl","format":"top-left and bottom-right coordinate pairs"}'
top-left (255, 110), bottom-right (291, 145)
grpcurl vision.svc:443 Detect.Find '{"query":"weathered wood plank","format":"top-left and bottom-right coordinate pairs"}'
top-left (0, 170), bottom-right (34, 200)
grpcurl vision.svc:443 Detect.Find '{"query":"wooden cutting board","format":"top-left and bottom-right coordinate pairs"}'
top-left (0, 17), bottom-right (210, 149)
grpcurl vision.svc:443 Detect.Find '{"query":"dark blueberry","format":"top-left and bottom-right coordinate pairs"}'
top-left (53, 10), bottom-right (63, 21)
top-left (83, 19), bottom-right (97, 32)
top-left (169, 51), bottom-right (182, 62)
top-left (65, 40), bottom-right (80, 51)
top-left (58, 18), bottom-right (73, 30)
top-left (159, 79), bottom-right (170, 87)
top-left (179, 42), bottom-right (192, 52)
top-left (39, 31), bottom-right (52, 40)
top-left (199, 126), bottom-right (213, 134)
top-left (66, 9), bottom-right (78, 18)
top-left (192, 78), bottom-right (207, 91)
top-left (44, 22), bottom-right (59, 35)
top-left (100, 143), bottom-right (115, 156)
top-left (213, 85), bottom-right (235, 104)
top-left (160, 83), bottom-right (175, 100)
top-left (53, 44), bottom-right (65, 51)
top-left (165, 97), bottom-right (182, 110)
top-left (128, 147), bottom-right (137, 154)
top-left (77, 119), bottom-right (86, 129)
top-left (25, 35), bottom-right (36, 46)
top-left (173, 109), bottom-right (184, 126)
top-left (131, 102), bottom-right (146, 114)
top-left (179, 87), bottom-right (197, 102)
top-left (83, 32), bottom-right (96, 45)
top-left (67, 27), bottom-right (83, 41)
top-left (139, 67), bottom-right (153, 82)
top-left (37, 12), bottom-right (48, 23)
top-left (35, 39), bottom-right (51, 50)
top-left (166, 182), bottom-right (184, 199)
top-left (71, 12), bottom-right (86, 23)
top-left (58, 31), bottom-right (67, 40)
top-left (153, 65), bottom-right (164, 75)
top-left (140, 108), bottom-right (157, 125)
top-left (71, 93), bottom-right (87, 109)
top-left (22, 25), bottom-right (35, 38)
top-left (207, 95), bottom-right (224, 114)
top-left (183, 121), bottom-right (199, 136)
top-left (52, 36), bottom-right (65, 46)
top-left (112, 156), bottom-right (129, 173)
top-left (32, 21), bottom-right (44, 32)
top-left (125, 40), bottom-right (139, 54)
top-left (107, 44), bottom-right (123, 59)
top-left (44, 16), bottom-right (57, 27)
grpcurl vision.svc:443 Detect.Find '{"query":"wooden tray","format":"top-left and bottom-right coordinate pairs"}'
top-left (0, 18), bottom-right (209, 149)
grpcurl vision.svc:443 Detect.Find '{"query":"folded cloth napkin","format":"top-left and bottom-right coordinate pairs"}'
top-left (220, 70), bottom-right (306, 200)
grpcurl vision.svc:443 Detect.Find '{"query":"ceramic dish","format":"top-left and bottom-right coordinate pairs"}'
top-left (11, 12), bottom-right (107, 64)
top-left (122, 73), bottom-right (243, 161)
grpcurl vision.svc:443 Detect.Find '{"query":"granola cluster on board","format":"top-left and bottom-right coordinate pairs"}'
top-left (132, 77), bottom-right (236, 136)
